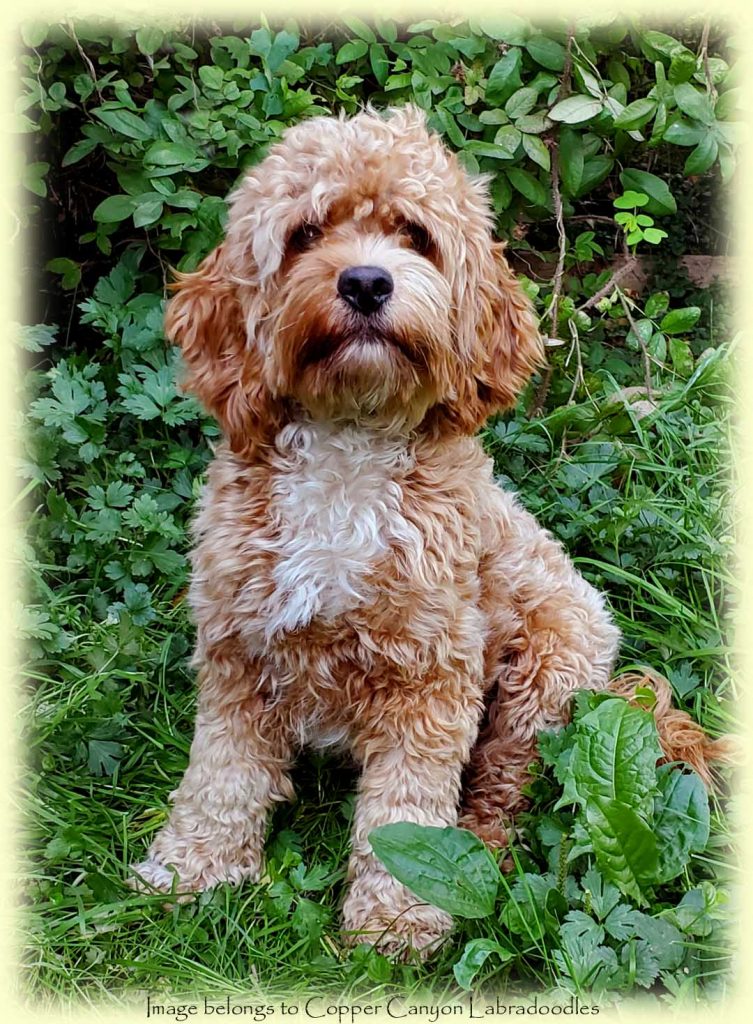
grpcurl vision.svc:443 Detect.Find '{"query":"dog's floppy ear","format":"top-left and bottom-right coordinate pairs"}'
top-left (443, 240), bottom-right (544, 434)
top-left (165, 245), bottom-right (282, 457)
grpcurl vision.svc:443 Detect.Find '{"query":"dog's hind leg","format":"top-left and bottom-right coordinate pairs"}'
top-left (459, 498), bottom-right (620, 849)
top-left (131, 651), bottom-right (293, 895)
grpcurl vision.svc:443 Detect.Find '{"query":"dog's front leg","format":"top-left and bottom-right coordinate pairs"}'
top-left (131, 657), bottom-right (293, 895)
top-left (342, 690), bottom-right (481, 955)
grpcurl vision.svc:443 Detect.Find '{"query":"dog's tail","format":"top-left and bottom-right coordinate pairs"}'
top-left (606, 668), bottom-right (736, 787)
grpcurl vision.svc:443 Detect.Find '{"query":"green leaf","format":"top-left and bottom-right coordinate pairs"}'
top-left (669, 334), bottom-right (695, 372)
top-left (93, 107), bottom-right (153, 140)
top-left (336, 39), bottom-right (369, 64)
top-left (135, 27), bottom-right (164, 55)
top-left (369, 43), bottom-right (389, 85)
top-left (558, 127), bottom-right (584, 195)
top-left (93, 194), bottom-right (136, 224)
top-left (493, 125), bottom-right (522, 158)
top-left (674, 82), bottom-right (716, 125)
top-left (522, 133), bottom-right (550, 170)
top-left (653, 768), bottom-right (710, 883)
top-left (505, 86), bottom-right (537, 119)
top-left (22, 161), bottom-right (49, 197)
top-left (46, 258), bottom-right (81, 290)
top-left (506, 166), bottom-right (548, 207)
top-left (342, 16), bottom-right (377, 44)
top-left (614, 190), bottom-right (649, 209)
top-left (143, 141), bottom-right (198, 166)
top-left (664, 118), bottom-right (706, 146)
top-left (684, 135), bottom-right (718, 175)
top-left (660, 306), bottom-right (701, 335)
top-left (644, 290), bottom-right (670, 319)
top-left (576, 155), bottom-right (613, 196)
top-left (88, 739), bottom-right (123, 776)
top-left (132, 194), bottom-right (164, 229)
top-left (476, 15), bottom-right (529, 45)
top-left (369, 824), bottom-right (500, 918)
top-left (453, 938), bottom-right (513, 990)
top-left (556, 698), bottom-right (664, 901)
top-left (619, 168), bottom-right (677, 215)
top-left (525, 35), bottom-right (566, 72)
top-left (198, 65), bottom-right (224, 91)
top-left (613, 98), bottom-right (657, 130)
top-left (549, 94), bottom-right (603, 124)
top-left (485, 48), bottom-right (523, 106)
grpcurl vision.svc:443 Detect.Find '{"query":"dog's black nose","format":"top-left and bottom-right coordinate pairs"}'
top-left (337, 265), bottom-right (394, 315)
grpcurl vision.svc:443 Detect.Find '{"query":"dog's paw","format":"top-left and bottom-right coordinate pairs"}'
top-left (342, 901), bottom-right (452, 960)
top-left (129, 851), bottom-right (261, 903)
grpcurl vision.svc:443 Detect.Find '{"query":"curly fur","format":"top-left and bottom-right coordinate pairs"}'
top-left (131, 106), bottom-right (723, 954)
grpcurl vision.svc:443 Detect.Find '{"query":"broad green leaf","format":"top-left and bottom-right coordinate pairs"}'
top-left (369, 824), bottom-right (500, 918)
top-left (434, 106), bottom-right (465, 147)
top-left (522, 133), bottom-right (550, 170)
top-left (644, 290), bottom-right (670, 318)
top-left (549, 94), bottom-right (603, 124)
top-left (485, 48), bottom-right (522, 106)
top-left (576, 155), bottom-right (613, 196)
top-left (22, 161), bottom-right (49, 197)
top-left (584, 799), bottom-right (659, 903)
top-left (369, 43), bottom-right (389, 86)
top-left (558, 127), bottom-right (584, 195)
top-left (453, 938), bottom-right (513, 989)
top-left (619, 168), bottom-right (677, 215)
top-left (506, 166), bottom-right (549, 206)
top-left (653, 767), bottom-right (710, 883)
top-left (94, 107), bottom-right (153, 140)
top-left (674, 82), bottom-right (715, 126)
top-left (625, 318), bottom-right (654, 351)
top-left (342, 16), bottom-right (376, 43)
top-left (660, 306), bottom-right (701, 335)
top-left (476, 15), bottom-right (529, 45)
top-left (336, 39), bottom-right (368, 64)
top-left (493, 125), bottom-right (522, 158)
top-left (198, 65), bottom-right (224, 90)
top-left (613, 98), bottom-right (657, 130)
top-left (526, 35), bottom-right (566, 72)
top-left (684, 135), bottom-right (718, 175)
top-left (664, 118), bottom-right (706, 146)
top-left (132, 195), bottom-right (164, 228)
top-left (143, 141), bottom-right (198, 166)
top-left (93, 194), bottom-right (137, 223)
top-left (505, 86), bottom-right (537, 119)
top-left (135, 27), bottom-right (164, 55)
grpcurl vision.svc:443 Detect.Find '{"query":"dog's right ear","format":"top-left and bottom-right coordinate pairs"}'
top-left (165, 244), bottom-right (281, 457)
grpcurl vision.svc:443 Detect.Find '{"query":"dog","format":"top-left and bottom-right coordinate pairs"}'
top-left (130, 104), bottom-right (629, 952)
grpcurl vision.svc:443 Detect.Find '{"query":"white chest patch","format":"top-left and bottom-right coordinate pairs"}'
top-left (255, 421), bottom-right (422, 639)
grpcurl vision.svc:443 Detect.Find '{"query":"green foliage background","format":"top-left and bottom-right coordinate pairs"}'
top-left (17, 13), bottom-right (738, 1008)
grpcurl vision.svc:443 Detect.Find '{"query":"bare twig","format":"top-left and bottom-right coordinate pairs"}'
top-left (615, 285), bottom-right (653, 399)
top-left (65, 20), bottom-right (103, 101)
top-left (529, 25), bottom-right (575, 419)
top-left (576, 257), bottom-right (639, 312)
top-left (565, 318), bottom-right (585, 404)
top-left (700, 21), bottom-right (718, 105)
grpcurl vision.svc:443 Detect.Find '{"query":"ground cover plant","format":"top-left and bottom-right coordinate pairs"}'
top-left (17, 12), bottom-right (739, 1011)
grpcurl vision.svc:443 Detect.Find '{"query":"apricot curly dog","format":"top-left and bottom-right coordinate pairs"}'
top-left (132, 106), bottom-right (724, 953)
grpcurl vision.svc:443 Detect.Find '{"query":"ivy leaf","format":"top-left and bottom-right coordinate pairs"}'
top-left (558, 128), bottom-right (584, 195)
top-left (522, 133), bottom-right (550, 170)
top-left (684, 135), bottom-right (718, 175)
top-left (506, 166), bottom-right (549, 207)
top-left (336, 39), bottom-right (368, 64)
top-left (369, 824), bottom-right (500, 918)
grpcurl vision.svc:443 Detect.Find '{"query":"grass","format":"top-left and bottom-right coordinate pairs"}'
top-left (20, 329), bottom-right (737, 1010)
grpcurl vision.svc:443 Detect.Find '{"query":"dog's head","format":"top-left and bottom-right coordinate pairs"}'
top-left (166, 106), bottom-right (543, 453)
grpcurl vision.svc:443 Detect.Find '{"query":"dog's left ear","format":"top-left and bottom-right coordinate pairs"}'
top-left (444, 240), bottom-right (544, 434)
top-left (165, 245), bottom-right (283, 457)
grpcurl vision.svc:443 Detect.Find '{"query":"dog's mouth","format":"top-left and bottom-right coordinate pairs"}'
top-left (300, 325), bottom-right (422, 369)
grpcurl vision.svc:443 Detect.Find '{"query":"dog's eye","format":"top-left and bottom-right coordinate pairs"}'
top-left (287, 222), bottom-right (323, 253)
top-left (403, 221), bottom-right (434, 257)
